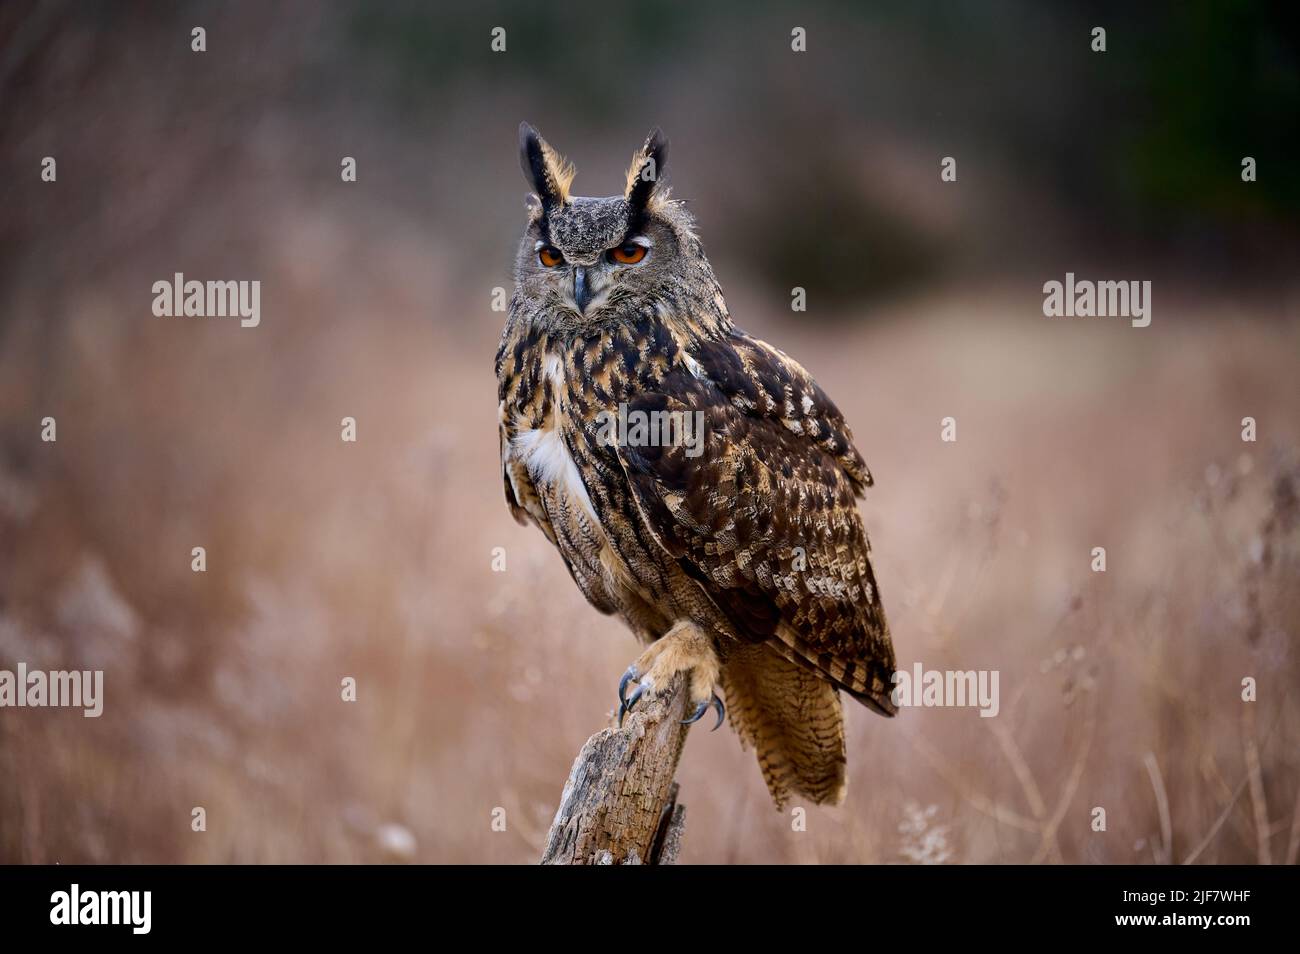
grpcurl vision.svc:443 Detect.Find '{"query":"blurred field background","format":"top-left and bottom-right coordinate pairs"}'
top-left (1, 1), bottom-right (1297, 863)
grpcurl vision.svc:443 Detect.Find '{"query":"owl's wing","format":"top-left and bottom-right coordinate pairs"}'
top-left (611, 332), bottom-right (897, 715)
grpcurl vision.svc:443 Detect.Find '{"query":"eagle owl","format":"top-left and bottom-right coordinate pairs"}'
top-left (496, 123), bottom-right (896, 808)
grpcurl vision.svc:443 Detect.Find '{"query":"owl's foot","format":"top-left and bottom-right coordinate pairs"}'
top-left (617, 621), bottom-right (724, 730)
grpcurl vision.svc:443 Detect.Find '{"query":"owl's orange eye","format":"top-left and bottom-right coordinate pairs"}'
top-left (608, 242), bottom-right (647, 265)
top-left (538, 246), bottom-right (564, 267)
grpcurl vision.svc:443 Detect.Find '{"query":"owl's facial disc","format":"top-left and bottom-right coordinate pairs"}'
top-left (531, 197), bottom-right (657, 317)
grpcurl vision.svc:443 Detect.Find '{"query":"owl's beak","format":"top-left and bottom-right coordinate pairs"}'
top-left (572, 266), bottom-right (596, 315)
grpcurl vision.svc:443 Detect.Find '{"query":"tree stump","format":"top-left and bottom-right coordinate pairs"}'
top-left (541, 674), bottom-right (691, 864)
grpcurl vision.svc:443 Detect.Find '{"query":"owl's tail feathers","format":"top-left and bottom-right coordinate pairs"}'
top-left (768, 623), bottom-right (898, 718)
top-left (844, 675), bottom-right (899, 718)
top-left (720, 645), bottom-right (848, 810)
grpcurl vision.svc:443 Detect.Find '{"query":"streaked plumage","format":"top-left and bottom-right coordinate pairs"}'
top-left (496, 124), bottom-right (896, 807)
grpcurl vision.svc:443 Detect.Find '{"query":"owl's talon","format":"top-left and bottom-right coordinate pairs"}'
top-left (682, 692), bottom-right (726, 731)
top-left (617, 667), bottom-right (643, 727)
top-left (618, 684), bottom-right (646, 727)
top-left (617, 666), bottom-right (639, 710)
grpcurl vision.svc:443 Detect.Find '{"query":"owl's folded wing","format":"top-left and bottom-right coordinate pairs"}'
top-left (610, 332), bottom-right (897, 715)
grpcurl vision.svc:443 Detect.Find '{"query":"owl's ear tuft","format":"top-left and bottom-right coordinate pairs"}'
top-left (519, 122), bottom-right (574, 211)
top-left (624, 128), bottom-right (669, 213)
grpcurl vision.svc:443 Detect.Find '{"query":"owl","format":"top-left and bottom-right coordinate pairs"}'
top-left (496, 123), bottom-right (896, 808)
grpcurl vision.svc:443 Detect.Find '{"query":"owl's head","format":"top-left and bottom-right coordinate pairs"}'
top-left (513, 122), bottom-right (718, 334)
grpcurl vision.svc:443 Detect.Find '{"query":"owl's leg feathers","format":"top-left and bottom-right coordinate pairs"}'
top-left (617, 621), bottom-right (724, 730)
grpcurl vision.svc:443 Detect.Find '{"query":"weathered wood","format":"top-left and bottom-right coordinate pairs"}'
top-left (541, 674), bottom-right (690, 864)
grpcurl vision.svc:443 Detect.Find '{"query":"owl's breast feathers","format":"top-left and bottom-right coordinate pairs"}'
top-left (496, 314), bottom-right (896, 715)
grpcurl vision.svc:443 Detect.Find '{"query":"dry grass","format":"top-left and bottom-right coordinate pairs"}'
top-left (1, 252), bottom-right (1296, 862)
